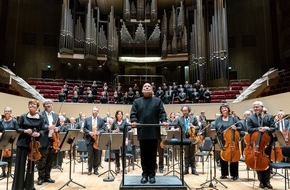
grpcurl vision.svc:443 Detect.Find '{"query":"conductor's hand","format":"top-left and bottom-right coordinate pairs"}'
top-left (131, 122), bottom-right (138, 128)
top-left (161, 122), bottom-right (168, 128)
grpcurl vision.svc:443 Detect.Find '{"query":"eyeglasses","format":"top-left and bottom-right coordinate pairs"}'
top-left (4, 110), bottom-right (11, 113)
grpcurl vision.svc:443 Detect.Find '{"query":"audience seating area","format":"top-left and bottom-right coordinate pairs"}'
top-left (27, 78), bottom-right (251, 104)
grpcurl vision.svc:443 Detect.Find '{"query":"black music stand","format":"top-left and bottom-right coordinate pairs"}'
top-left (58, 129), bottom-right (85, 190)
top-left (163, 130), bottom-right (184, 176)
top-left (98, 133), bottom-right (123, 182)
top-left (0, 130), bottom-right (19, 190)
top-left (200, 129), bottom-right (227, 189)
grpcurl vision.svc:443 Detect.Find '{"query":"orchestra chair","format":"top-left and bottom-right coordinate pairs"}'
top-left (270, 146), bottom-right (290, 190)
top-left (0, 161), bottom-right (8, 190)
top-left (76, 140), bottom-right (88, 175)
top-left (195, 137), bottom-right (212, 174)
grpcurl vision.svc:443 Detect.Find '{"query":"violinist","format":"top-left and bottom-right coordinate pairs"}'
top-left (177, 105), bottom-right (199, 175)
top-left (0, 107), bottom-right (18, 178)
top-left (111, 110), bottom-right (129, 174)
top-left (276, 111), bottom-right (290, 143)
top-left (83, 106), bottom-right (105, 175)
top-left (54, 116), bottom-right (67, 170)
top-left (37, 99), bottom-right (60, 185)
top-left (12, 100), bottom-right (45, 190)
top-left (247, 101), bottom-right (275, 189)
top-left (215, 104), bottom-right (242, 180)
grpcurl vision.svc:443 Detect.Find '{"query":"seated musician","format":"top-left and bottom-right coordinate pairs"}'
top-left (247, 101), bottom-right (275, 189)
top-left (0, 107), bottom-right (18, 178)
top-left (215, 104), bottom-right (242, 180)
top-left (176, 105), bottom-right (199, 175)
top-left (276, 111), bottom-right (290, 143)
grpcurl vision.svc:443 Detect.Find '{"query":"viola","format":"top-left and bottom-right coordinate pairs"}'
top-left (220, 127), bottom-right (240, 162)
top-left (2, 149), bottom-right (12, 157)
top-left (244, 131), bottom-right (270, 171)
top-left (52, 131), bottom-right (60, 153)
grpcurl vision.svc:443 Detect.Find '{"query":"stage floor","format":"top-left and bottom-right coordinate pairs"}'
top-left (120, 175), bottom-right (187, 189)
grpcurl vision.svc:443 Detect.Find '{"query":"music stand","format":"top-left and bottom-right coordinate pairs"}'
top-left (0, 130), bottom-right (19, 190)
top-left (200, 129), bottom-right (227, 189)
top-left (58, 129), bottom-right (85, 190)
top-left (163, 130), bottom-right (186, 176)
top-left (98, 132), bottom-right (123, 182)
top-left (271, 130), bottom-right (287, 178)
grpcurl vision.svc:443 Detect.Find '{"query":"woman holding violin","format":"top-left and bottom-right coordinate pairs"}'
top-left (0, 107), bottom-right (18, 178)
top-left (12, 99), bottom-right (45, 190)
top-left (111, 110), bottom-right (129, 174)
top-left (215, 104), bottom-right (242, 180)
top-left (246, 101), bottom-right (275, 189)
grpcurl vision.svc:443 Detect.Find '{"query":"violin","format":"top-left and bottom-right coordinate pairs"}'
top-left (2, 149), bottom-right (12, 157)
top-left (52, 131), bottom-right (60, 153)
top-left (28, 129), bottom-right (42, 162)
top-left (244, 131), bottom-right (270, 171)
top-left (92, 127), bottom-right (99, 149)
top-left (220, 127), bottom-right (240, 162)
top-left (188, 125), bottom-right (198, 142)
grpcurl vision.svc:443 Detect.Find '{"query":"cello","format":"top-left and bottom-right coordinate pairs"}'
top-left (244, 131), bottom-right (270, 171)
top-left (220, 127), bottom-right (240, 162)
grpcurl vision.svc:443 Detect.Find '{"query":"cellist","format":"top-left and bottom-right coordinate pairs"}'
top-left (247, 101), bottom-right (275, 189)
top-left (215, 104), bottom-right (242, 180)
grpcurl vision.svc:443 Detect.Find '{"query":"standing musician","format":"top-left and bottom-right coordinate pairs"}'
top-left (215, 104), bottom-right (242, 180)
top-left (130, 83), bottom-right (168, 184)
top-left (177, 105), bottom-right (199, 175)
top-left (275, 111), bottom-right (290, 144)
top-left (0, 107), bottom-right (18, 178)
top-left (247, 101), bottom-right (275, 189)
top-left (12, 99), bottom-right (45, 190)
top-left (83, 106), bottom-right (105, 175)
top-left (110, 110), bottom-right (129, 174)
top-left (37, 99), bottom-right (60, 185)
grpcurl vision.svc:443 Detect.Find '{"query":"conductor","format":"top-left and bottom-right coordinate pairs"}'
top-left (130, 83), bottom-right (168, 184)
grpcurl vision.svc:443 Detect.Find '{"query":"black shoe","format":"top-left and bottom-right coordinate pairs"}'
top-left (116, 167), bottom-right (120, 174)
top-left (37, 178), bottom-right (44, 185)
top-left (184, 169), bottom-right (189, 175)
top-left (259, 183), bottom-right (266, 188)
top-left (265, 183), bottom-right (273, 189)
top-left (149, 177), bottom-right (156, 184)
top-left (44, 178), bottom-right (55, 183)
top-left (94, 171), bottom-right (99, 175)
top-left (88, 171), bottom-right (92, 175)
top-left (220, 176), bottom-right (227, 179)
top-left (140, 176), bottom-right (148, 184)
top-left (232, 176), bottom-right (239, 181)
top-left (192, 169), bottom-right (199, 176)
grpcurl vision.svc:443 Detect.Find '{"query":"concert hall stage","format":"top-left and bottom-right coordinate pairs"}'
top-left (120, 176), bottom-right (187, 190)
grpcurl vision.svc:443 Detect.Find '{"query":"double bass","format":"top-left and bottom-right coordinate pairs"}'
top-left (220, 127), bottom-right (240, 162)
top-left (244, 131), bottom-right (270, 171)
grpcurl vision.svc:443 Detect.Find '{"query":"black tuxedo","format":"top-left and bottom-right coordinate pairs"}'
top-left (39, 111), bottom-right (59, 149)
top-left (83, 116), bottom-right (105, 173)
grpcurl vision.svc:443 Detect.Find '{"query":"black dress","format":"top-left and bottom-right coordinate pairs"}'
top-left (12, 114), bottom-right (45, 190)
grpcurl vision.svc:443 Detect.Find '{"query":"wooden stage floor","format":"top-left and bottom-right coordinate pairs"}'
top-left (0, 155), bottom-right (287, 190)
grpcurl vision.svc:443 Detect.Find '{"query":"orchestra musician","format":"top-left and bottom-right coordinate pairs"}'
top-left (0, 107), bottom-right (18, 178)
top-left (247, 101), bottom-right (275, 189)
top-left (37, 99), bottom-right (60, 185)
top-left (130, 83), bottom-right (168, 184)
top-left (210, 113), bottom-right (221, 167)
top-left (176, 105), bottom-right (199, 175)
top-left (276, 111), bottom-right (290, 143)
top-left (215, 104), bottom-right (242, 180)
top-left (240, 110), bottom-right (251, 156)
top-left (54, 116), bottom-right (67, 169)
top-left (12, 99), bottom-right (45, 190)
top-left (110, 110), bottom-right (129, 174)
top-left (83, 106), bottom-right (105, 175)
